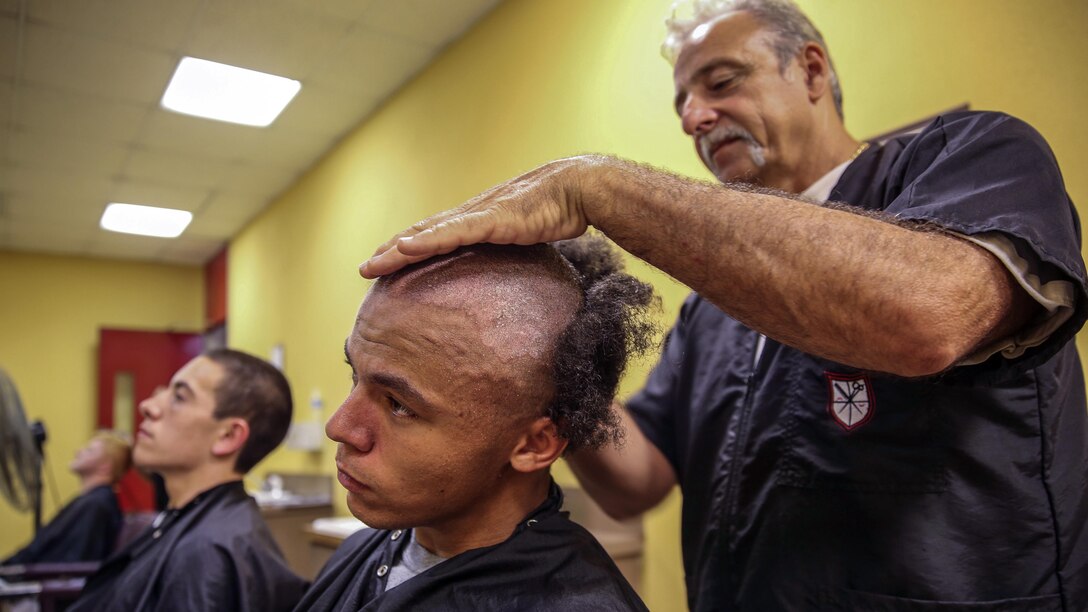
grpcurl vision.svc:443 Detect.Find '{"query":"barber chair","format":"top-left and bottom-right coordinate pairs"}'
top-left (0, 511), bottom-right (157, 612)
top-left (0, 562), bottom-right (98, 612)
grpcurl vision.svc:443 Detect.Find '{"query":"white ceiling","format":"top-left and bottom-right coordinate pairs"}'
top-left (0, 0), bottom-right (503, 265)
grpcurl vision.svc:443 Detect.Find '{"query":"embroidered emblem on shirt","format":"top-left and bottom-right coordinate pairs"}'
top-left (824, 371), bottom-right (874, 431)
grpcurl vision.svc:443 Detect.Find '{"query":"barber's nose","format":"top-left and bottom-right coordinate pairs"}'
top-left (326, 394), bottom-right (375, 453)
top-left (681, 98), bottom-right (717, 136)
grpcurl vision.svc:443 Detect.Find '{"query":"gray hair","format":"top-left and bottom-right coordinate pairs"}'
top-left (662, 0), bottom-right (844, 118)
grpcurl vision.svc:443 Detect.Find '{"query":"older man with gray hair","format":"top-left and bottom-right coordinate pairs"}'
top-left (362, 0), bottom-right (1088, 609)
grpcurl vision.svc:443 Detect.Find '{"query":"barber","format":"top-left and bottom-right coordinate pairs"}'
top-left (362, 1), bottom-right (1088, 609)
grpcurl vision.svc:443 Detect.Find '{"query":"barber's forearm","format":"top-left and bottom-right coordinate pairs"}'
top-left (566, 403), bottom-right (676, 520)
top-left (578, 156), bottom-right (1023, 376)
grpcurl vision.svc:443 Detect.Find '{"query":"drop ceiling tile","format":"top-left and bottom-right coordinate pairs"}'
top-left (217, 162), bottom-right (299, 199)
top-left (186, 192), bottom-right (266, 237)
top-left (1, 163), bottom-right (113, 200)
top-left (236, 125), bottom-right (333, 169)
top-left (277, 0), bottom-right (374, 22)
top-left (23, 24), bottom-right (176, 103)
top-left (107, 179), bottom-right (210, 211)
top-left (123, 146), bottom-right (235, 191)
top-left (359, 0), bottom-right (501, 47)
top-left (4, 191), bottom-right (103, 226)
top-left (0, 15), bottom-right (17, 79)
top-left (15, 84), bottom-right (148, 143)
top-left (29, 0), bottom-right (202, 53)
top-left (185, 0), bottom-right (353, 78)
top-left (202, 191), bottom-right (269, 222)
top-left (0, 79), bottom-right (12, 125)
top-left (10, 129), bottom-right (129, 174)
top-left (308, 25), bottom-right (433, 99)
top-left (139, 108), bottom-right (260, 161)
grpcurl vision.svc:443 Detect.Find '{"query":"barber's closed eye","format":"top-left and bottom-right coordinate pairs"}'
top-left (711, 78), bottom-right (734, 91)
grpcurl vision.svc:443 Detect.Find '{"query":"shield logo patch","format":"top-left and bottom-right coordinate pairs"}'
top-left (824, 371), bottom-right (874, 431)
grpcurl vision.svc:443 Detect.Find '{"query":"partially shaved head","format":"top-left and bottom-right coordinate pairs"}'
top-left (370, 244), bottom-right (582, 393)
top-left (332, 238), bottom-right (657, 532)
top-left (351, 237), bottom-right (657, 453)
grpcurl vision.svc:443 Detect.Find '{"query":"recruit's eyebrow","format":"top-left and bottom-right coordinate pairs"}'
top-left (343, 338), bottom-right (440, 415)
top-left (366, 371), bottom-right (437, 415)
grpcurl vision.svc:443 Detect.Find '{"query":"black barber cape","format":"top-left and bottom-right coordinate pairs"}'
top-left (294, 482), bottom-right (648, 611)
top-left (69, 480), bottom-right (307, 612)
top-left (3, 485), bottom-right (121, 565)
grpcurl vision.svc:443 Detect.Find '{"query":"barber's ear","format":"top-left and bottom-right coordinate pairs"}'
top-left (212, 418), bottom-right (250, 461)
top-left (799, 41), bottom-right (831, 103)
top-left (509, 417), bottom-right (567, 473)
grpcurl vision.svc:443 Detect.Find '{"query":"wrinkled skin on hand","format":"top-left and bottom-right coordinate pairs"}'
top-left (360, 156), bottom-right (604, 278)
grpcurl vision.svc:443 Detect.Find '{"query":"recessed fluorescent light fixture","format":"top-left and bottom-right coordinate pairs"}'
top-left (100, 203), bottom-right (193, 238)
top-left (161, 56), bottom-right (301, 127)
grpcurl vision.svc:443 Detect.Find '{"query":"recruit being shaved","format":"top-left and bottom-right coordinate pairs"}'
top-left (296, 238), bottom-right (653, 611)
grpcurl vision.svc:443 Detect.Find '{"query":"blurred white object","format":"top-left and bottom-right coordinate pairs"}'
top-left (310, 517), bottom-right (367, 539)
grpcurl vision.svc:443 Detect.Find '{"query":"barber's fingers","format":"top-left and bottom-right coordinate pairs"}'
top-left (360, 210), bottom-right (499, 278)
top-left (366, 209), bottom-right (452, 260)
top-left (360, 159), bottom-right (593, 278)
top-left (359, 242), bottom-right (432, 278)
top-left (360, 199), bottom-right (587, 278)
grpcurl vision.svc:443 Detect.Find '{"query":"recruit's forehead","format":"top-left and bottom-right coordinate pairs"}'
top-left (360, 247), bottom-right (581, 363)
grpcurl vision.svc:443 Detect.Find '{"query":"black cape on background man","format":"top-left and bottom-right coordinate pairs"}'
top-left (2, 485), bottom-right (121, 565)
top-left (69, 481), bottom-right (307, 612)
top-left (294, 483), bottom-right (647, 611)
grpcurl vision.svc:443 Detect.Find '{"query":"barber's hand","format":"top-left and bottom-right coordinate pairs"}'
top-left (360, 156), bottom-right (600, 278)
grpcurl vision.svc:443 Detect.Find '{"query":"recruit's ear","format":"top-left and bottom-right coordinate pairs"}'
top-left (211, 418), bottom-right (250, 463)
top-left (509, 417), bottom-right (567, 473)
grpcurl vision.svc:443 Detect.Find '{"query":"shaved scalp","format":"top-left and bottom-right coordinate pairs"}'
top-left (372, 244), bottom-right (582, 369)
top-left (373, 239), bottom-right (658, 452)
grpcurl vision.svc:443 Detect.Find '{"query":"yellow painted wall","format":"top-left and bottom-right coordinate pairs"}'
top-left (0, 251), bottom-right (202, 559)
top-left (229, 1), bottom-right (1088, 609)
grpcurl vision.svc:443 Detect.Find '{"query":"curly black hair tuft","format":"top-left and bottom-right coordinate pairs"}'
top-left (549, 234), bottom-right (660, 452)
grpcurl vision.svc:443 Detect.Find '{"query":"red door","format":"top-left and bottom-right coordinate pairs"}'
top-left (97, 328), bottom-right (203, 511)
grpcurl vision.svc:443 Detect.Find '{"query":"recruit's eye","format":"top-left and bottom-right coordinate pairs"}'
top-left (388, 396), bottom-right (416, 419)
top-left (344, 359), bottom-right (358, 387)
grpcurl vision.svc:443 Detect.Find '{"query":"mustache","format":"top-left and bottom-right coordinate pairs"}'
top-left (698, 124), bottom-right (762, 163)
